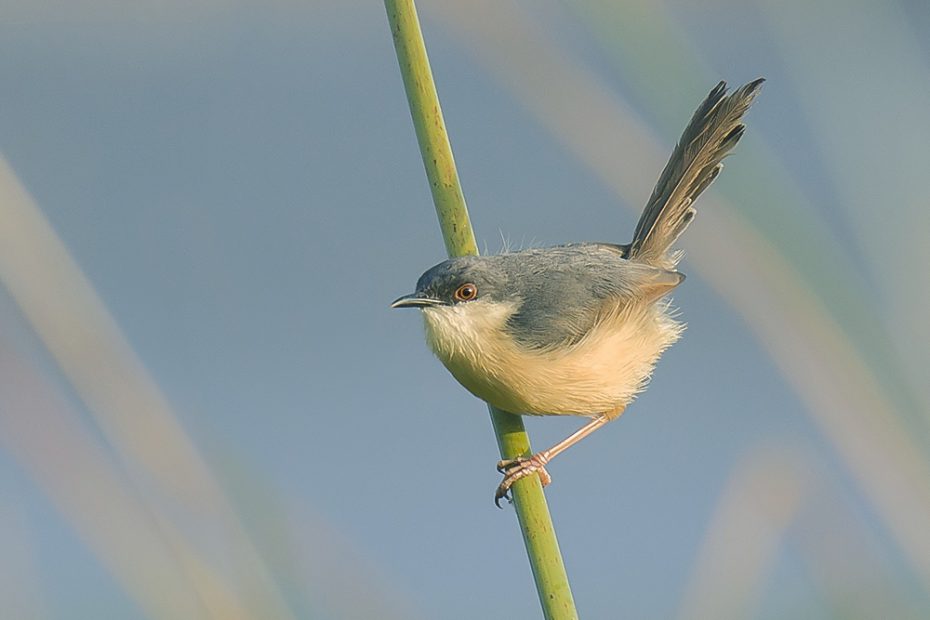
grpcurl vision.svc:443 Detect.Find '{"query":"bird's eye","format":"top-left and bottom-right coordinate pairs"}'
top-left (453, 283), bottom-right (478, 302)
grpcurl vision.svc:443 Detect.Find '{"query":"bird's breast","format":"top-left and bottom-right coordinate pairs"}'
top-left (420, 300), bottom-right (682, 416)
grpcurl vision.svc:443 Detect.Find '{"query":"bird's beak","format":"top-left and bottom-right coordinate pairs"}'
top-left (390, 294), bottom-right (443, 309)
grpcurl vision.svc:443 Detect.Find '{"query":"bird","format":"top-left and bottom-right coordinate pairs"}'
top-left (392, 79), bottom-right (764, 506)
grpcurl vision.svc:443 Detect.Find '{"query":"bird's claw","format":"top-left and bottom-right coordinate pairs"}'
top-left (494, 454), bottom-right (552, 508)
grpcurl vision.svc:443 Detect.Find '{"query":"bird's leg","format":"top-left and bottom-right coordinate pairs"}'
top-left (495, 408), bottom-right (622, 507)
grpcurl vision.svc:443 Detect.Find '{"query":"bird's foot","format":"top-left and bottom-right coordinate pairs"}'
top-left (494, 453), bottom-right (552, 508)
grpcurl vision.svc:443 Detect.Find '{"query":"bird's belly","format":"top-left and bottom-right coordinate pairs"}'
top-left (423, 302), bottom-right (682, 416)
top-left (444, 337), bottom-right (654, 416)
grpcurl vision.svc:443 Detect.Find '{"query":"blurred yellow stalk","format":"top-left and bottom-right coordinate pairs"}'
top-left (677, 446), bottom-right (808, 620)
top-left (0, 156), bottom-right (294, 619)
top-left (0, 343), bottom-right (233, 618)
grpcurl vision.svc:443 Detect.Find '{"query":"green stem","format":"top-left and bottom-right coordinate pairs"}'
top-left (384, 1), bottom-right (578, 618)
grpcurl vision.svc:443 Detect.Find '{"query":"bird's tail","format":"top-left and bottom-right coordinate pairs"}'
top-left (627, 78), bottom-right (764, 269)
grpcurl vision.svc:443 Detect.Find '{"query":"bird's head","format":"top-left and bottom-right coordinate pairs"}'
top-left (391, 256), bottom-right (511, 311)
top-left (391, 255), bottom-right (523, 359)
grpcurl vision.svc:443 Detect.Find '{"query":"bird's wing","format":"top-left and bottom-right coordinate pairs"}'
top-left (503, 245), bottom-right (683, 350)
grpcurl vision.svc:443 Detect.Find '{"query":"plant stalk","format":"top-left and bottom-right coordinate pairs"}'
top-left (383, 1), bottom-right (578, 618)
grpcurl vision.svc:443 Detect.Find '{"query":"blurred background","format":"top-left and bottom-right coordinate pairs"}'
top-left (0, 0), bottom-right (928, 618)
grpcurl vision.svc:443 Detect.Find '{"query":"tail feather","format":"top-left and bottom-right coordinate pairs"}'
top-left (629, 78), bottom-right (763, 268)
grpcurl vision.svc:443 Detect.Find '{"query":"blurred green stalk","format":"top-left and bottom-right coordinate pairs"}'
top-left (383, 1), bottom-right (577, 618)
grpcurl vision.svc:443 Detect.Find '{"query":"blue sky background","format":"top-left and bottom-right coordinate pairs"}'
top-left (0, 1), bottom-right (928, 618)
